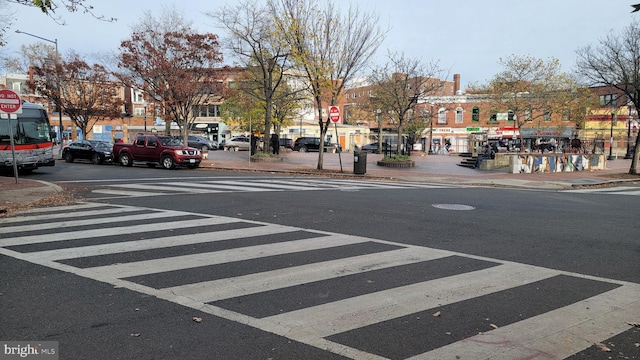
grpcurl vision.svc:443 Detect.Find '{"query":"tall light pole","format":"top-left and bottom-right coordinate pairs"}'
top-left (376, 108), bottom-right (382, 154)
top-left (16, 30), bottom-right (63, 157)
top-left (428, 102), bottom-right (434, 155)
top-left (608, 110), bottom-right (616, 161)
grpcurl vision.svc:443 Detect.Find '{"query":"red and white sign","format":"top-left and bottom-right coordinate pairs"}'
top-left (0, 89), bottom-right (22, 114)
top-left (328, 105), bottom-right (340, 123)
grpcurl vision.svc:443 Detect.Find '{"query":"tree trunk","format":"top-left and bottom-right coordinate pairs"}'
top-left (629, 134), bottom-right (640, 175)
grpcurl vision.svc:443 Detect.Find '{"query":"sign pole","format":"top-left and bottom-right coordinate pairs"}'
top-left (335, 122), bottom-right (343, 172)
top-left (8, 114), bottom-right (19, 183)
top-left (328, 106), bottom-right (343, 172)
top-left (0, 89), bottom-right (23, 183)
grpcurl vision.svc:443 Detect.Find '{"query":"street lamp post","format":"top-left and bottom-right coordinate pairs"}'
top-left (428, 102), bottom-right (434, 155)
top-left (143, 101), bottom-right (147, 133)
top-left (625, 105), bottom-right (633, 159)
top-left (15, 30), bottom-right (63, 157)
top-left (376, 108), bottom-right (382, 154)
top-left (608, 110), bottom-right (616, 161)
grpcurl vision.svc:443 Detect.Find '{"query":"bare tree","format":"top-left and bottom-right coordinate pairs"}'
top-left (369, 51), bottom-right (446, 155)
top-left (117, 8), bottom-right (225, 146)
top-left (575, 20), bottom-right (640, 174)
top-left (30, 51), bottom-right (123, 138)
top-left (6, 0), bottom-right (115, 23)
top-left (211, 0), bottom-right (297, 152)
top-left (270, 0), bottom-right (386, 169)
top-left (2, 42), bottom-right (58, 73)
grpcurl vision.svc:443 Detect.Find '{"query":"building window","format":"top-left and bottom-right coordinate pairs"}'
top-left (455, 107), bottom-right (463, 123)
top-left (193, 104), bottom-right (221, 118)
top-left (471, 106), bottom-right (480, 122)
top-left (12, 82), bottom-right (21, 92)
top-left (524, 108), bottom-right (532, 122)
top-left (599, 94), bottom-right (617, 106)
top-left (543, 110), bottom-right (551, 122)
top-left (133, 91), bottom-right (144, 103)
top-left (134, 108), bottom-right (144, 116)
top-left (437, 108), bottom-right (446, 124)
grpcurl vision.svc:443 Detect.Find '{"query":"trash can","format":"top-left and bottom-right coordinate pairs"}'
top-left (354, 151), bottom-right (367, 175)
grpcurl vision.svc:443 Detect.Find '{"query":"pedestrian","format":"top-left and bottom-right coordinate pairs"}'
top-left (474, 144), bottom-right (494, 169)
top-left (270, 133), bottom-right (279, 155)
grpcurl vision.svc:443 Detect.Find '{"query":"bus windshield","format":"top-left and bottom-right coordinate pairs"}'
top-left (0, 108), bottom-right (52, 145)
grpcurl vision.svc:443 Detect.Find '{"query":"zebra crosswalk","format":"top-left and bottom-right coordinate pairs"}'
top-left (1, 202), bottom-right (638, 359)
top-left (78, 177), bottom-right (458, 199)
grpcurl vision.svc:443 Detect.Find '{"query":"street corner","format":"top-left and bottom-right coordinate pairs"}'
top-left (0, 177), bottom-right (66, 216)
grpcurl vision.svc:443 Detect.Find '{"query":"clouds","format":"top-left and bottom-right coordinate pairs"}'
top-left (5, 0), bottom-right (634, 89)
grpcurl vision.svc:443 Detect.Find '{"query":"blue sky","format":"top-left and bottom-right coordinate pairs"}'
top-left (3, 0), bottom-right (637, 89)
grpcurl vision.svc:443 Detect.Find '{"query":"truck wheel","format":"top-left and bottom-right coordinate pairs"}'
top-left (119, 153), bottom-right (133, 167)
top-left (161, 155), bottom-right (175, 169)
top-left (299, 146), bottom-right (307, 152)
top-left (64, 151), bottom-right (74, 163)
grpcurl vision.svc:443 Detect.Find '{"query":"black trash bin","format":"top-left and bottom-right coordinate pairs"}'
top-left (354, 151), bottom-right (367, 175)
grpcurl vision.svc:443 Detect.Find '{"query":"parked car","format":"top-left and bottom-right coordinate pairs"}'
top-left (220, 136), bottom-right (251, 151)
top-left (357, 142), bottom-right (392, 154)
top-left (112, 134), bottom-right (201, 169)
top-left (279, 138), bottom-right (294, 150)
top-left (292, 137), bottom-right (338, 152)
top-left (187, 135), bottom-right (218, 151)
top-left (62, 140), bottom-right (114, 164)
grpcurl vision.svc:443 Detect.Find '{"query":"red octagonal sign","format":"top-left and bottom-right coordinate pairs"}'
top-left (329, 105), bottom-right (340, 123)
top-left (0, 89), bottom-right (22, 114)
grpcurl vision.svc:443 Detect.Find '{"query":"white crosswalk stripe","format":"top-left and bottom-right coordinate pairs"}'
top-left (88, 177), bottom-right (459, 198)
top-left (1, 202), bottom-right (637, 360)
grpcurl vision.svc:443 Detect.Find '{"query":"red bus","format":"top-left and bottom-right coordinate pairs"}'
top-left (0, 101), bottom-right (55, 172)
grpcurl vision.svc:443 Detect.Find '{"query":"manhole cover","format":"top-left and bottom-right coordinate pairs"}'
top-left (432, 204), bottom-right (476, 211)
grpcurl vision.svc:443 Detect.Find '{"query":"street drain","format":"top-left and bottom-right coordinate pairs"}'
top-left (432, 204), bottom-right (475, 211)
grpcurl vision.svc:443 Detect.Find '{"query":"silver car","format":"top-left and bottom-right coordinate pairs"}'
top-left (221, 136), bottom-right (251, 151)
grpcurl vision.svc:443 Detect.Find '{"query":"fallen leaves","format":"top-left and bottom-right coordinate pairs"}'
top-left (595, 342), bottom-right (611, 352)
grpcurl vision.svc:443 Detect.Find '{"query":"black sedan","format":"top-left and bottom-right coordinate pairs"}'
top-left (357, 142), bottom-right (392, 154)
top-left (62, 140), bottom-right (114, 165)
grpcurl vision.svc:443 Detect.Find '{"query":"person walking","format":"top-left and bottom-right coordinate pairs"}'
top-left (270, 133), bottom-right (279, 155)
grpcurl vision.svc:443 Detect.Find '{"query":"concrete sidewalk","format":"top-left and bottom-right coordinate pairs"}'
top-left (1, 151), bottom-right (639, 213)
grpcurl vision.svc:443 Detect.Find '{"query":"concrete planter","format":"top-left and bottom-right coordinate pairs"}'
top-left (250, 156), bottom-right (284, 163)
top-left (376, 160), bottom-right (415, 168)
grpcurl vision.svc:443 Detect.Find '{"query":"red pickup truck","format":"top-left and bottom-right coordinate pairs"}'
top-left (112, 134), bottom-right (202, 169)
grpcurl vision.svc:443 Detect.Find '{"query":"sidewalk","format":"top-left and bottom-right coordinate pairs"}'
top-left (2, 151), bottom-right (639, 214)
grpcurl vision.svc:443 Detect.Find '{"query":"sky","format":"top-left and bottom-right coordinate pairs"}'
top-left (2, 0), bottom-right (638, 89)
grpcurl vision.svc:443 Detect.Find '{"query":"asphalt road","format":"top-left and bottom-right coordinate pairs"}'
top-left (1, 162), bottom-right (639, 359)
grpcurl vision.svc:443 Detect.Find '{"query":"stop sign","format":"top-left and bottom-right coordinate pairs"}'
top-left (329, 105), bottom-right (340, 123)
top-left (0, 89), bottom-right (22, 114)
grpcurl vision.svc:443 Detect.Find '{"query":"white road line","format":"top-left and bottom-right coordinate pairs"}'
top-left (28, 224), bottom-right (301, 261)
top-left (0, 205), bottom-right (136, 224)
top-left (0, 216), bottom-right (241, 247)
top-left (209, 180), bottom-right (321, 191)
top-left (82, 234), bottom-right (370, 279)
top-left (166, 246), bottom-right (454, 301)
top-left (561, 186), bottom-right (639, 193)
top-left (262, 262), bottom-right (560, 339)
top-left (1, 211), bottom-right (180, 234)
top-left (414, 283), bottom-right (640, 360)
top-left (91, 189), bottom-right (168, 197)
top-left (107, 183), bottom-right (214, 193)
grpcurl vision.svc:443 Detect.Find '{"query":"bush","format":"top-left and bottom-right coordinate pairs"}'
top-left (382, 154), bottom-right (412, 162)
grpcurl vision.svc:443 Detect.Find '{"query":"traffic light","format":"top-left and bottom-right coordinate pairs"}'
top-left (471, 107), bottom-right (479, 122)
top-left (508, 110), bottom-right (514, 122)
